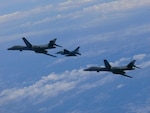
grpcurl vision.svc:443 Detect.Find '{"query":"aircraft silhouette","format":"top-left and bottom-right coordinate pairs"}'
top-left (84, 59), bottom-right (140, 78)
top-left (56, 46), bottom-right (81, 57)
top-left (8, 37), bottom-right (62, 57)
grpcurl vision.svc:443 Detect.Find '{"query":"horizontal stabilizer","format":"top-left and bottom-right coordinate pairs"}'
top-left (45, 53), bottom-right (57, 57)
top-left (122, 74), bottom-right (133, 78)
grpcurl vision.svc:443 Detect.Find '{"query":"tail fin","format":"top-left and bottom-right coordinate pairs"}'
top-left (127, 60), bottom-right (136, 69)
top-left (22, 37), bottom-right (32, 48)
top-left (74, 46), bottom-right (81, 55)
top-left (104, 59), bottom-right (111, 69)
top-left (49, 38), bottom-right (62, 47)
top-left (74, 46), bottom-right (80, 52)
top-left (48, 38), bottom-right (56, 46)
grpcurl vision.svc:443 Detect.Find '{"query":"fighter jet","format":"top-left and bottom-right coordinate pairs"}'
top-left (8, 37), bottom-right (62, 57)
top-left (56, 46), bottom-right (81, 56)
top-left (84, 59), bottom-right (140, 78)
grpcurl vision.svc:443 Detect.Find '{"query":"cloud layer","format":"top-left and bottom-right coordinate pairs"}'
top-left (0, 0), bottom-right (150, 113)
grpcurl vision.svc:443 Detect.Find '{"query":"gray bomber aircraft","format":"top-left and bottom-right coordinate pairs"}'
top-left (84, 59), bottom-right (140, 78)
top-left (8, 37), bottom-right (62, 57)
top-left (56, 46), bottom-right (81, 56)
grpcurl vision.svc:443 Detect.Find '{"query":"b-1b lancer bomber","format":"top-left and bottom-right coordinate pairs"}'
top-left (56, 46), bottom-right (81, 57)
top-left (84, 59), bottom-right (140, 78)
top-left (8, 37), bottom-right (62, 57)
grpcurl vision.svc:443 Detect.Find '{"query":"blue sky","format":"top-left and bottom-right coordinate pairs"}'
top-left (0, 0), bottom-right (150, 113)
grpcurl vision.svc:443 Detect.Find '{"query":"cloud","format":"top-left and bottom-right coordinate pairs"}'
top-left (87, 54), bottom-right (150, 69)
top-left (126, 98), bottom-right (150, 113)
top-left (0, 1), bottom-right (150, 113)
top-left (0, 72), bottom-right (75, 105)
top-left (79, 74), bottom-right (115, 91)
top-left (110, 57), bottom-right (131, 66)
top-left (133, 54), bottom-right (150, 68)
top-left (139, 61), bottom-right (150, 68)
top-left (133, 54), bottom-right (147, 60)
top-left (0, 68), bottom-right (114, 105)
top-left (83, 0), bottom-right (150, 13)
top-left (0, 0), bottom-right (149, 45)
top-left (58, 0), bottom-right (95, 11)
top-left (116, 84), bottom-right (125, 89)
top-left (0, 5), bottom-right (53, 24)
top-left (1, 0), bottom-right (149, 25)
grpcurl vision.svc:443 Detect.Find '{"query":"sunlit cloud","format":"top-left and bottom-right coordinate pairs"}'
top-left (0, 68), bottom-right (114, 105)
top-left (0, 1), bottom-right (150, 113)
top-left (133, 54), bottom-right (147, 60)
top-left (116, 84), bottom-right (125, 89)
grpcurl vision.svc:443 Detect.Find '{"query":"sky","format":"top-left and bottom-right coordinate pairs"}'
top-left (0, 0), bottom-right (150, 113)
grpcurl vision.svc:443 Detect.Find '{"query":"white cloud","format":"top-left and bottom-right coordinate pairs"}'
top-left (139, 61), bottom-right (150, 68)
top-left (83, 0), bottom-right (150, 13)
top-left (0, 0), bottom-right (149, 45)
top-left (93, 54), bottom-right (150, 69)
top-left (58, 0), bottom-right (95, 11)
top-left (116, 84), bottom-right (125, 89)
top-left (126, 100), bottom-right (150, 113)
top-left (79, 75), bottom-right (114, 91)
top-left (133, 54), bottom-right (147, 60)
top-left (1, 0), bottom-right (149, 25)
top-left (132, 54), bottom-right (150, 68)
top-left (0, 5), bottom-right (53, 24)
top-left (110, 57), bottom-right (131, 66)
top-left (0, 68), bottom-right (114, 105)
top-left (0, 1), bottom-right (150, 113)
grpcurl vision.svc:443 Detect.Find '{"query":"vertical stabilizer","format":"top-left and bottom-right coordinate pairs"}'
top-left (22, 37), bottom-right (32, 48)
top-left (74, 46), bottom-right (81, 55)
top-left (127, 60), bottom-right (136, 69)
top-left (49, 38), bottom-right (62, 48)
top-left (74, 46), bottom-right (80, 52)
top-left (48, 38), bottom-right (56, 46)
top-left (104, 59), bottom-right (111, 69)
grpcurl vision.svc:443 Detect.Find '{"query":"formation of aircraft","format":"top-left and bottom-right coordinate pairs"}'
top-left (56, 46), bottom-right (81, 56)
top-left (8, 37), bottom-right (81, 57)
top-left (84, 59), bottom-right (140, 78)
top-left (7, 37), bottom-right (140, 78)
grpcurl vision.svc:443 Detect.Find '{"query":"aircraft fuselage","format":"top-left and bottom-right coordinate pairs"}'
top-left (84, 66), bottom-right (135, 72)
top-left (8, 45), bottom-right (49, 53)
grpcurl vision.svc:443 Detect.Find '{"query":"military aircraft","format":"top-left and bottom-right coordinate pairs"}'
top-left (8, 37), bottom-right (62, 57)
top-left (56, 46), bottom-right (81, 56)
top-left (84, 59), bottom-right (140, 78)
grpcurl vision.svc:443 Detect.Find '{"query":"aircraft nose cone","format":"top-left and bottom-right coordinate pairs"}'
top-left (83, 68), bottom-right (88, 71)
top-left (55, 44), bottom-right (62, 47)
top-left (7, 47), bottom-right (12, 50)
